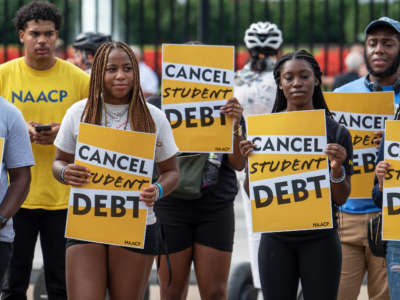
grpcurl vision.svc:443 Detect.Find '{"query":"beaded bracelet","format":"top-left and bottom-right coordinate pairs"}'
top-left (60, 165), bottom-right (67, 184)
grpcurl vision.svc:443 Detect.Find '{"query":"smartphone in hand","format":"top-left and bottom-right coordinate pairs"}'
top-left (35, 125), bottom-right (52, 132)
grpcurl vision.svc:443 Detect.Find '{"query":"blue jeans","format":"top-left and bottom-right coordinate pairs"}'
top-left (386, 241), bottom-right (400, 299)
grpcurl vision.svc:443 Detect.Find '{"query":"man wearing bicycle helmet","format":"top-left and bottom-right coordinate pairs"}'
top-left (70, 32), bottom-right (111, 73)
top-left (232, 21), bottom-right (283, 294)
top-left (234, 21), bottom-right (283, 117)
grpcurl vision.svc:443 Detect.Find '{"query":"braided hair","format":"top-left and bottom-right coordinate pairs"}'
top-left (81, 41), bottom-right (155, 133)
top-left (271, 49), bottom-right (332, 117)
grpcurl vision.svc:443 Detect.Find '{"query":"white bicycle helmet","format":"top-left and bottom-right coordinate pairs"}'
top-left (244, 21), bottom-right (283, 50)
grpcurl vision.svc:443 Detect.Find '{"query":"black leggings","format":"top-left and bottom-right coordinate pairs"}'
top-left (258, 230), bottom-right (341, 300)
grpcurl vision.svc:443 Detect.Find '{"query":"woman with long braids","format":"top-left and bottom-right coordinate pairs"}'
top-left (239, 50), bottom-right (353, 300)
top-left (52, 41), bottom-right (179, 300)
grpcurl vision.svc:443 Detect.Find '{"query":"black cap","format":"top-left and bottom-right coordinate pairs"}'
top-left (365, 17), bottom-right (400, 35)
top-left (73, 32), bottom-right (112, 54)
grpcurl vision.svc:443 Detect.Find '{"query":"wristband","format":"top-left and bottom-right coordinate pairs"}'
top-left (60, 165), bottom-right (67, 184)
top-left (154, 182), bottom-right (163, 199)
top-left (330, 166), bottom-right (346, 184)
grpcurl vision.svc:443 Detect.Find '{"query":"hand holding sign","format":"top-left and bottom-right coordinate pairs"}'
top-left (376, 160), bottom-right (390, 191)
top-left (239, 139), bottom-right (256, 157)
top-left (63, 164), bottom-right (91, 186)
top-left (139, 184), bottom-right (158, 207)
top-left (220, 97), bottom-right (243, 125)
top-left (324, 143), bottom-right (347, 172)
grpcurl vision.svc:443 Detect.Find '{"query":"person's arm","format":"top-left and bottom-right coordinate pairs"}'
top-left (0, 105), bottom-right (34, 225)
top-left (329, 163), bottom-right (351, 206)
top-left (221, 97), bottom-right (246, 171)
top-left (325, 143), bottom-right (351, 206)
top-left (139, 155), bottom-right (179, 207)
top-left (52, 149), bottom-right (91, 186)
top-left (0, 166), bottom-right (31, 222)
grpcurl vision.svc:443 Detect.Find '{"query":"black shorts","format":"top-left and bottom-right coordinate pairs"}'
top-left (66, 222), bottom-right (160, 255)
top-left (155, 197), bottom-right (234, 253)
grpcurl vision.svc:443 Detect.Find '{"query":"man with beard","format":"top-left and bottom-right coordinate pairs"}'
top-left (333, 17), bottom-right (400, 300)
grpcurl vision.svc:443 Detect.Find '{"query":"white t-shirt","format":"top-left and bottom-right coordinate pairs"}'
top-left (54, 99), bottom-right (179, 224)
top-left (139, 62), bottom-right (159, 95)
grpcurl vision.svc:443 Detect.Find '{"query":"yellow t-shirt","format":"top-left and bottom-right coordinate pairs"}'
top-left (0, 57), bottom-right (90, 210)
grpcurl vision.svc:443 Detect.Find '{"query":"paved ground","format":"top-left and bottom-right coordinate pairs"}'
top-left (28, 187), bottom-right (370, 300)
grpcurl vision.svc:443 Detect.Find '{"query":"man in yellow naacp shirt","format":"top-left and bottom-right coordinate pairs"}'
top-left (0, 2), bottom-right (89, 299)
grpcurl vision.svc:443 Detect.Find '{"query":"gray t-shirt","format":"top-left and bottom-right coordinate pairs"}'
top-left (0, 97), bottom-right (35, 242)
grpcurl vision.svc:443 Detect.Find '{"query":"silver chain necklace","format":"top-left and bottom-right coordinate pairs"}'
top-left (105, 106), bottom-right (129, 122)
top-left (103, 104), bottom-right (129, 130)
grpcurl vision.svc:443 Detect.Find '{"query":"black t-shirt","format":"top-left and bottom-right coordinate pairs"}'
top-left (332, 72), bottom-right (360, 90)
top-left (269, 115), bottom-right (354, 241)
top-left (201, 154), bottom-right (239, 202)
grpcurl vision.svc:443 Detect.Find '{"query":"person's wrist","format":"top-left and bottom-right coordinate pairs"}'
top-left (154, 182), bottom-right (163, 200)
top-left (331, 166), bottom-right (342, 178)
top-left (60, 165), bottom-right (67, 184)
top-left (330, 166), bottom-right (346, 184)
top-left (233, 124), bottom-right (243, 137)
top-left (378, 180), bottom-right (384, 191)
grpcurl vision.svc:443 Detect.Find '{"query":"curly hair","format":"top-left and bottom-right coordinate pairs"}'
top-left (271, 49), bottom-right (332, 116)
top-left (13, 1), bottom-right (62, 32)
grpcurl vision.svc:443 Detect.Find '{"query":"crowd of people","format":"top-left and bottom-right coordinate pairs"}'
top-left (0, 1), bottom-right (399, 300)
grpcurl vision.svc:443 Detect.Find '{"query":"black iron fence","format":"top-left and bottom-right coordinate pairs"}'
top-left (2, 0), bottom-right (400, 75)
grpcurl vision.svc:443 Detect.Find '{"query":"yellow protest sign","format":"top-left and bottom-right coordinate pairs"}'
top-left (248, 110), bottom-right (332, 233)
top-left (65, 123), bottom-right (156, 249)
top-left (0, 138), bottom-right (3, 177)
top-left (324, 92), bottom-right (394, 200)
top-left (162, 43), bottom-right (234, 153)
top-left (382, 120), bottom-right (400, 241)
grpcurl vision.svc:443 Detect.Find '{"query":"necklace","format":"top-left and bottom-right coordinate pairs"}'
top-left (103, 104), bottom-right (129, 130)
top-left (105, 106), bottom-right (129, 121)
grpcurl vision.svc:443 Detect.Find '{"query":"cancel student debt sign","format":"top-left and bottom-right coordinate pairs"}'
top-left (162, 44), bottom-right (234, 153)
top-left (65, 123), bottom-right (156, 249)
top-left (248, 110), bottom-right (332, 233)
top-left (324, 92), bottom-right (394, 200)
top-left (383, 121), bottom-right (400, 241)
